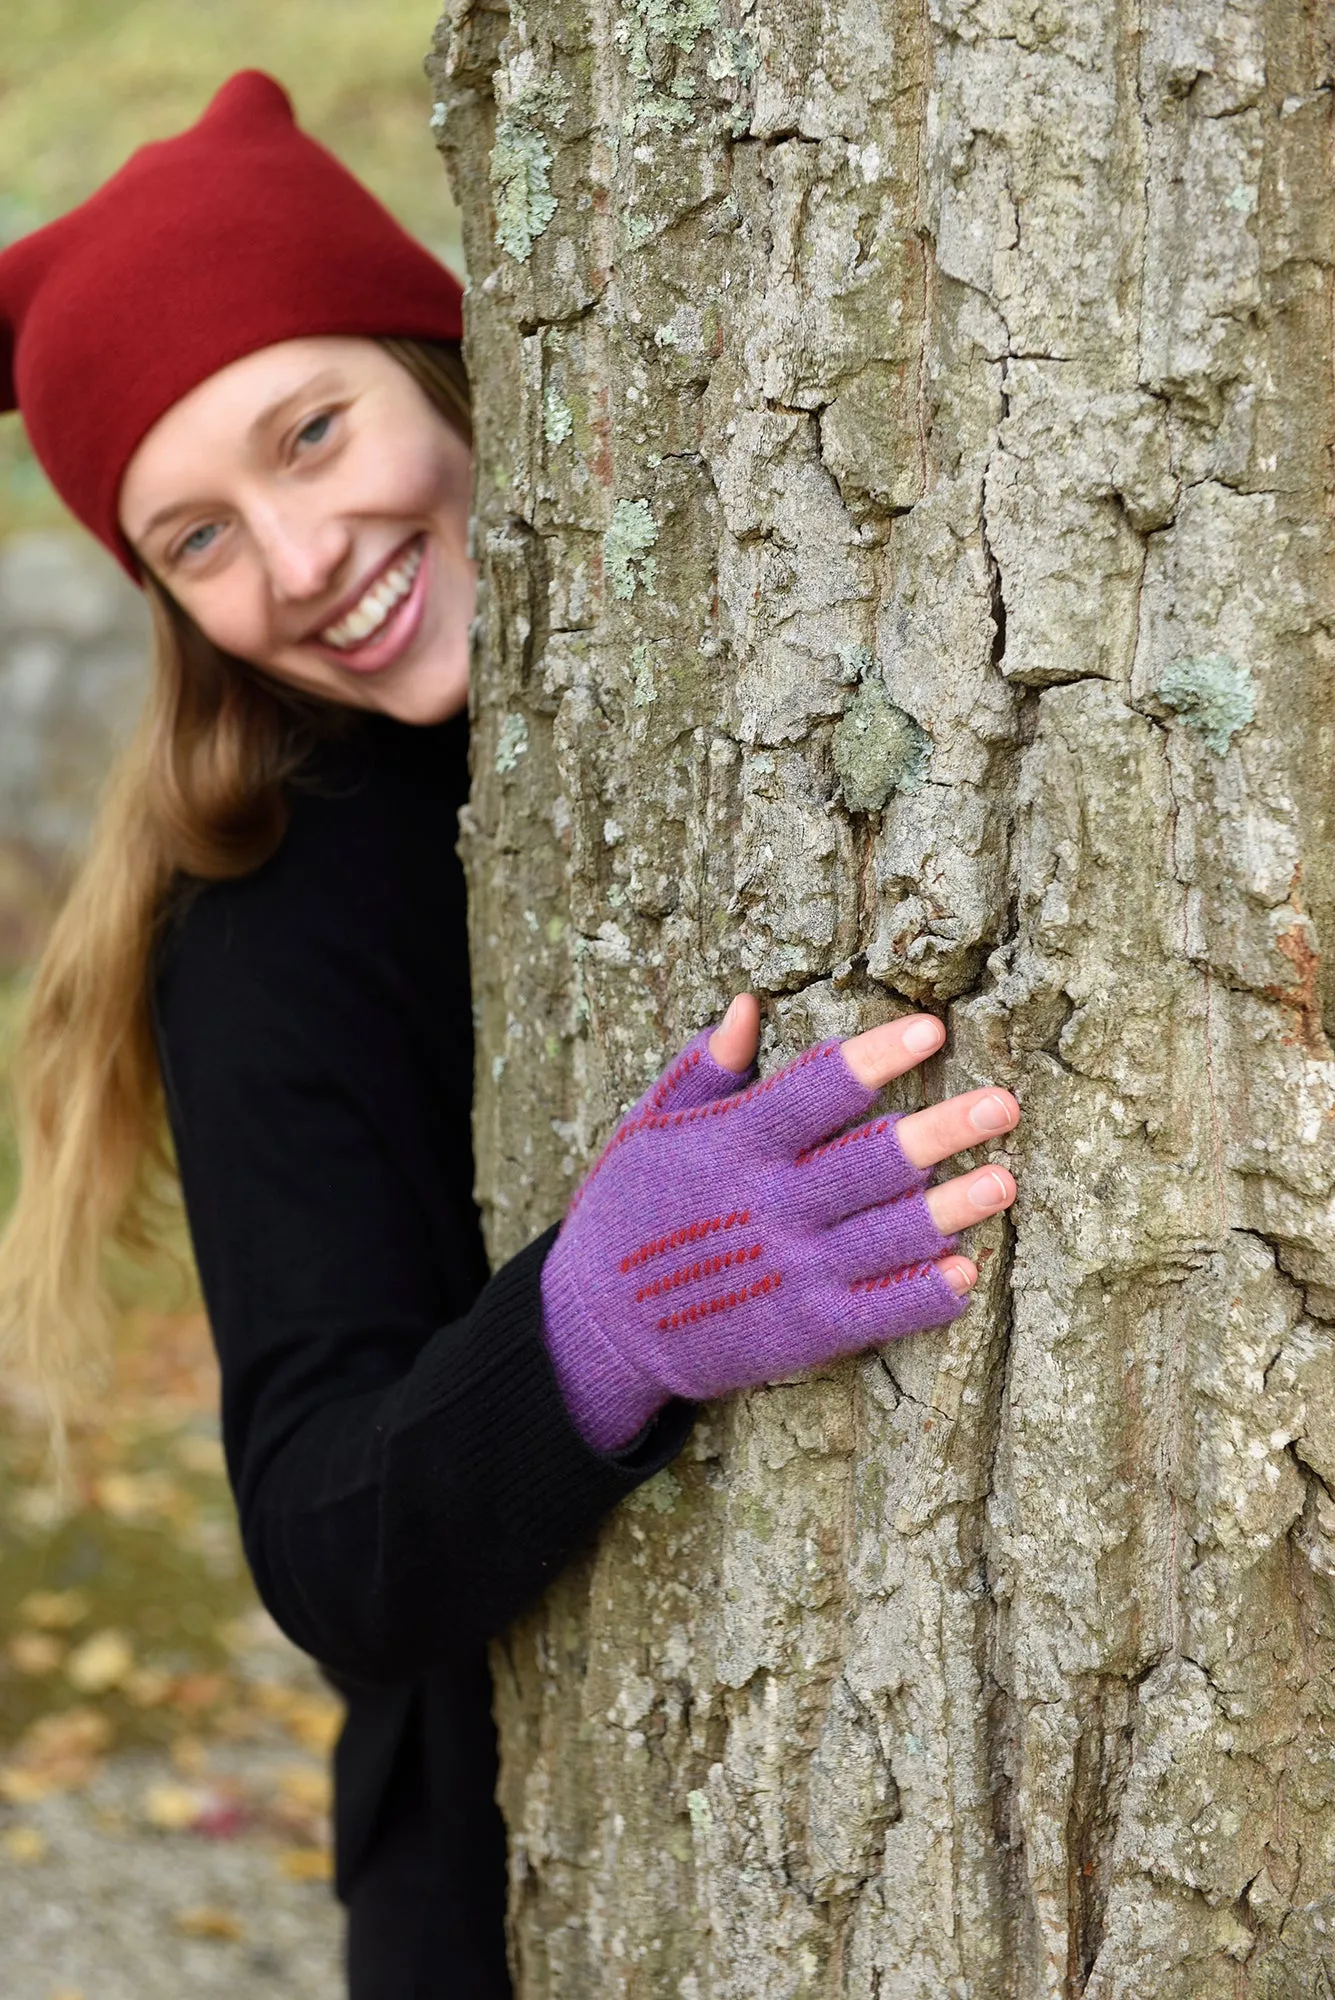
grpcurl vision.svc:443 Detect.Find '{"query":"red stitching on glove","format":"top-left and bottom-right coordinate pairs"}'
top-left (849, 1262), bottom-right (932, 1293)
top-left (634, 1242), bottom-right (763, 1302)
top-left (620, 1208), bottom-right (752, 1274)
top-left (650, 1046), bottom-right (702, 1111)
top-left (659, 1270), bottom-right (782, 1332)
top-left (795, 1118), bottom-right (890, 1167)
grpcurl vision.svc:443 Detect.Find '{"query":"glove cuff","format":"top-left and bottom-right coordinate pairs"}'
top-left (539, 1231), bottom-right (668, 1455)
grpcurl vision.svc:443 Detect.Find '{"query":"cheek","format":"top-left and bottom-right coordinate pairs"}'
top-left (351, 425), bottom-right (466, 521)
top-left (177, 578), bottom-right (272, 662)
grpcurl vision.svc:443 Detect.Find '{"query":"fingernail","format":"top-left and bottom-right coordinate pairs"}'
top-left (720, 997), bottom-right (739, 1032)
top-left (902, 1017), bottom-right (943, 1054)
top-left (943, 1266), bottom-right (972, 1296)
top-left (970, 1093), bottom-right (1013, 1133)
top-left (968, 1171), bottom-right (1009, 1210)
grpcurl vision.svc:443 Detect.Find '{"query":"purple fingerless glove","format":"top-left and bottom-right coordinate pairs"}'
top-left (539, 1025), bottom-right (968, 1453)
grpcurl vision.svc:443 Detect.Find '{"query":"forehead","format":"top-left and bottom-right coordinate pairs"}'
top-left (117, 335), bottom-right (390, 537)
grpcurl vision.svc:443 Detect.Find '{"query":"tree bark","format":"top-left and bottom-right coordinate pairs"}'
top-left (428, 0), bottom-right (1335, 1991)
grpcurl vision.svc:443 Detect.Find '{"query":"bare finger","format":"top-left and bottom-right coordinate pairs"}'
top-left (840, 1014), bottom-right (946, 1087)
top-left (924, 1165), bottom-right (1017, 1235)
top-left (896, 1088), bottom-right (1021, 1170)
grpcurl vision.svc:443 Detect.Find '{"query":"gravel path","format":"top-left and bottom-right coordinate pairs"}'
top-left (1, 1739), bottom-right (344, 2000)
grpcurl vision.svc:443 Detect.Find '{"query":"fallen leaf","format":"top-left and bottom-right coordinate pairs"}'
top-left (174, 1906), bottom-right (245, 1942)
top-left (276, 1846), bottom-right (333, 1882)
top-left (2, 1826), bottom-right (48, 1864)
top-left (0, 1705), bottom-right (113, 1800)
top-left (281, 1693), bottom-right (342, 1755)
top-left (175, 1434), bottom-right (226, 1476)
top-left (275, 1764), bottom-right (332, 1813)
top-left (192, 1793), bottom-right (250, 1840)
top-left (170, 1734), bottom-right (209, 1778)
top-left (143, 1782), bottom-right (204, 1832)
top-left (66, 1629), bottom-right (134, 1694)
top-left (169, 1671), bottom-right (231, 1717)
top-left (94, 1469), bottom-right (185, 1522)
top-left (8, 1631), bottom-right (66, 1675)
top-left (16, 1589), bottom-right (91, 1631)
top-left (121, 1666), bottom-right (174, 1708)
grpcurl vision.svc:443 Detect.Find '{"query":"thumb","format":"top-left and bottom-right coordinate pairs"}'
top-left (708, 993), bottom-right (761, 1075)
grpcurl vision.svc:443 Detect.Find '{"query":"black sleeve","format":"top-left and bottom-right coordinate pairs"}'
top-left (153, 867), bottom-right (695, 1689)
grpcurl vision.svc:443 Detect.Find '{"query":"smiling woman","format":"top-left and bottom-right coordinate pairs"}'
top-left (120, 337), bottom-right (477, 722)
top-left (0, 67), bottom-right (1018, 2000)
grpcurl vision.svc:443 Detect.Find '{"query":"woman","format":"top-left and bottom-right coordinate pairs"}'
top-left (0, 73), bottom-right (1020, 1998)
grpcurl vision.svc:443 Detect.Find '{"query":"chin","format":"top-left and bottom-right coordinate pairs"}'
top-left (377, 666), bottom-right (470, 726)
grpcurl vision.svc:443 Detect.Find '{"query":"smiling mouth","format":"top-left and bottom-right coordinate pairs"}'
top-left (318, 538), bottom-right (425, 651)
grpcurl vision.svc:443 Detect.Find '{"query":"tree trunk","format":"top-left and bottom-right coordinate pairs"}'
top-left (428, 0), bottom-right (1335, 1990)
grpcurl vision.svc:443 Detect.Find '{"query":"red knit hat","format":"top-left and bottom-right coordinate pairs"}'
top-left (0, 71), bottom-right (464, 579)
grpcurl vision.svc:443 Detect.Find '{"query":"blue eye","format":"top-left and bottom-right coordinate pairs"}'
top-left (180, 522), bottom-right (219, 557)
top-left (297, 412), bottom-right (333, 448)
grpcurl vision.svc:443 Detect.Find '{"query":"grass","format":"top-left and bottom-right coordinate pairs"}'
top-left (0, 0), bottom-right (464, 537)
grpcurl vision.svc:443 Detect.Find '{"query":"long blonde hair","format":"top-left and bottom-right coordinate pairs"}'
top-left (0, 336), bottom-right (472, 1436)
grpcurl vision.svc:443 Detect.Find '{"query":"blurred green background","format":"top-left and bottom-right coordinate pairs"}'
top-left (0, 0), bottom-right (463, 537)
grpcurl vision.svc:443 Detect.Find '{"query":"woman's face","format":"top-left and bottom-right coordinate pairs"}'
top-left (118, 336), bottom-right (474, 725)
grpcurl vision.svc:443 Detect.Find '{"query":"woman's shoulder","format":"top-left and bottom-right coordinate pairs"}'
top-left (154, 707), bottom-right (471, 1013)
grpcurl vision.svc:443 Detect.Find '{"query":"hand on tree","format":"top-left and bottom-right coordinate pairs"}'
top-left (540, 995), bottom-right (1020, 1453)
top-left (707, 991), bottom-right (1018, 1303)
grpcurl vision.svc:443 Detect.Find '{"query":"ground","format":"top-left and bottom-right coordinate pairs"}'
top-left (0, 1292), bottom-right (345, 1997)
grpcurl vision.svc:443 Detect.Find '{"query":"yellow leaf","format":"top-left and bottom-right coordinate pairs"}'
top-left (16, 1589), bottom-right (91, 1631)
top-left (66, 1629), bottom-right (135, 1694)
top-left (174, 1906), bottom-right (245, 1942)
top-left (0, 1769), bottom-right (55, 1805)
top-left (276, 1846), bottom-right (332, 1882)
top-left (275, 1765), bottom-right (332, 1812)
top-left (282, 1694), bottom-right (342, 1755)
top-left (2, 1826), bottom-right (48, 1863)
top-left (142, 1782), bottom-right (202, 1832)
top-left (170, 1733), bottom-right (209, 1778)
top-left (94, 1470), bottom-right (183, 1522)
top-left (122, 1666), bottom-right (174, 1708)
top-left (175, 1434), bottom-right (226, 1476)
top-left (8, 1632), bottom-right (65, 1676)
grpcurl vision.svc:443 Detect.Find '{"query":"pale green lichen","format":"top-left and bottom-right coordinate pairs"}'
top-left (604, 499), bottom-right (659, 599)
top-left (624, 1469), bottom-right (681, 1513)
top-left (495, 711), bottom-right (529, 773)
top-left (833, 681), bottom-right (932, 810)
top-left (429, 100), bottom-right (448, 135)
top-left (630, 641), bottom-right (657, 705)
top-left (707, 27), bottom-right (758, 83)
top-left (617, 0), bottom-right (720, 79)
top-left (685, 1788), bottom-right (713, 1830)
top-left (620, 211), bottom-right (656, 253)
top-left (542, 387), bottom-right (573, 446)
top-left (489, 63), bottom-right (569, 261)
top-left (491, 116), bottom-right (556, 260)
top-left (615, 0), bottom-right (731, 134)
top-left (1157, 653), bottom-right (1256, 755)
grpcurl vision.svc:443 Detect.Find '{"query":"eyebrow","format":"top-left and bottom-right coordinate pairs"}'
top-left (133, 369), bottom-right (348, 545)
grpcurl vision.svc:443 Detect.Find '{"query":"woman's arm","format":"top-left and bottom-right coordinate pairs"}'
top-left (153, 846), bottom-right (695, 1690)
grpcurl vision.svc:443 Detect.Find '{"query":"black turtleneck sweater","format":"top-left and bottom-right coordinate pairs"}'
top-left (152, 708), bottom-right (695, 1995)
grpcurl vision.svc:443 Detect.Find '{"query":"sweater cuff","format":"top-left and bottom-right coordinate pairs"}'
top-left (383, 1225), bottom-right (697, 1610)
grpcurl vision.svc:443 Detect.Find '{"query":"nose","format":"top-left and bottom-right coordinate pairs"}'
top-left (249, 498), bottom-right (352, 609)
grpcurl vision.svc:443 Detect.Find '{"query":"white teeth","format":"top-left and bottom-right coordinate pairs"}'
top-left (320, 542), bottom-right (423, 649)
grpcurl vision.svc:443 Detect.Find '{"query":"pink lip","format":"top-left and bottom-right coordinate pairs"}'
top-left (307, 534), bottom-right (429, 676)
